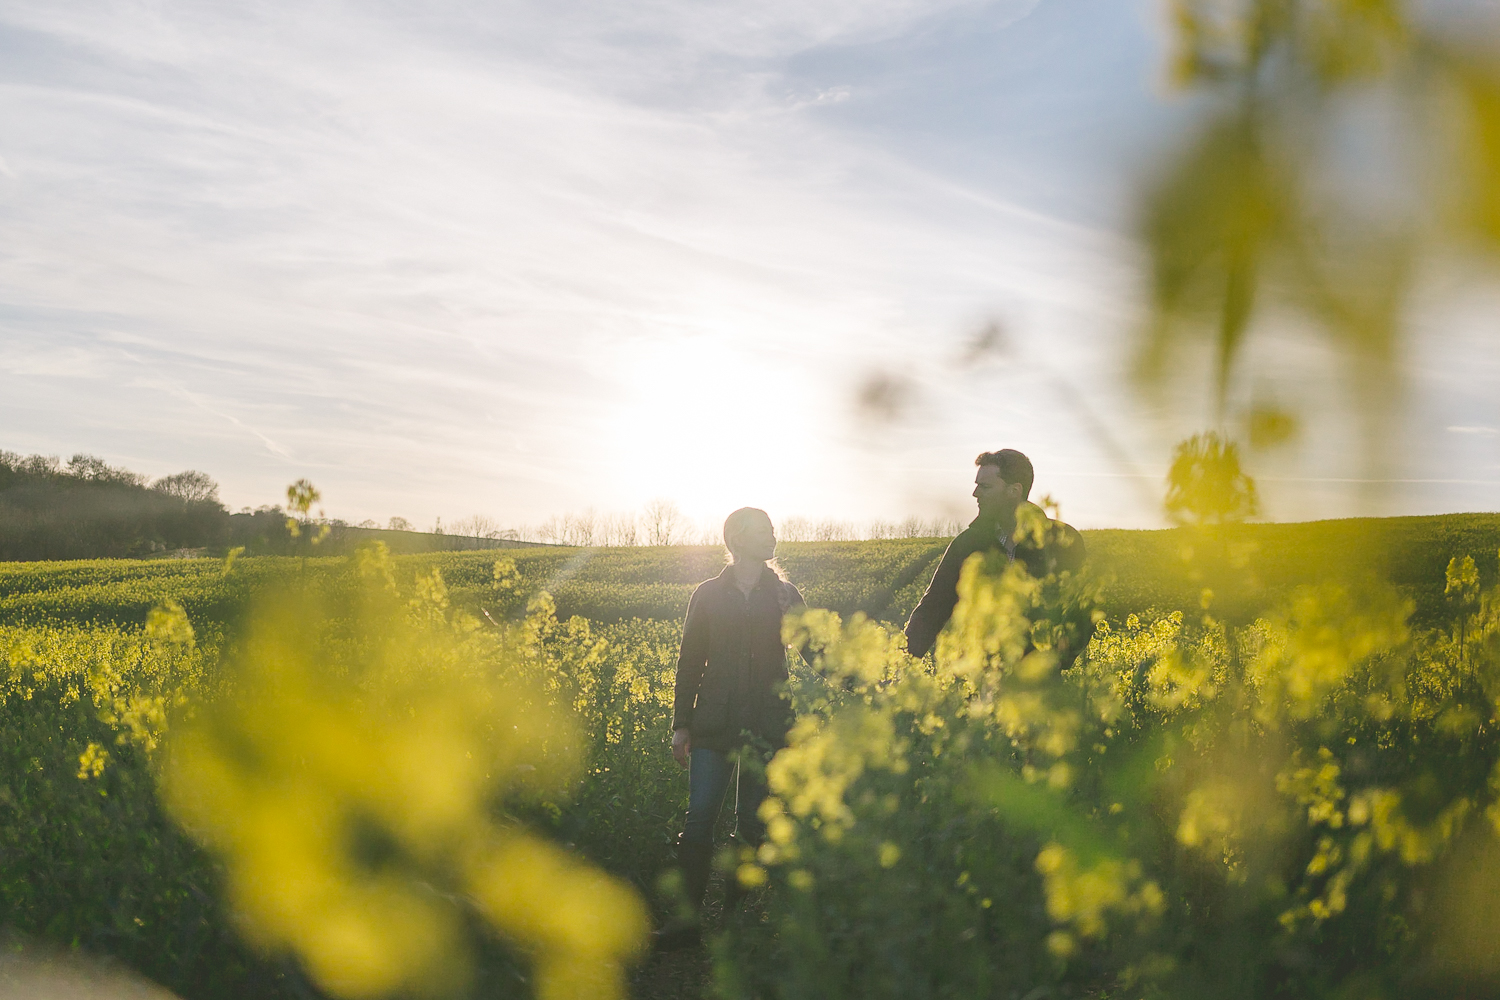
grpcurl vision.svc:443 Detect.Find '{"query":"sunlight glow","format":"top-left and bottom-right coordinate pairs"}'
top-left (605, 336), bottom-right (825, 526)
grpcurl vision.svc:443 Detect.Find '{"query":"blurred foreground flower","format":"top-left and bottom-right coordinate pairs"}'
top-left (159, 544), bottom-right (646, 1000)
top-left (1144, 0), bottom-right (1500, 464)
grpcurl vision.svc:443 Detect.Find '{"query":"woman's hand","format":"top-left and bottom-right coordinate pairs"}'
top-left (671, 728), bottom-right (691, 769)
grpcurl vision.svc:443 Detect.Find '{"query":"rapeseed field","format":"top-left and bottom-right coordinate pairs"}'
top-left (3, 515), bottom-right (1500, 999)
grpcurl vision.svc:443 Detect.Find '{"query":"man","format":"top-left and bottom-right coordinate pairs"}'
top-left (904, 449), bottom-right (1086, 659)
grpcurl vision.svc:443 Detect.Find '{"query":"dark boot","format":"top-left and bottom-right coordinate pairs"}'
top-left (651, 923), bottom-right (701, 952)
top-left (679, 837), bottom-right (714, 918)
top-left (722, 835), bottom-right (761, 916)
top-left (652, 838), bottom-right (713, 951)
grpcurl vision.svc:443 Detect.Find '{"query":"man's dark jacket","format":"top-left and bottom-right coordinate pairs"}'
top-left (673, 566), bottom-right (805, 751)
top-left (904, 503), bottom-right (1086, 658)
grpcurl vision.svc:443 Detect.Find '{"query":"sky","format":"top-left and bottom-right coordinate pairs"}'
top-left (0, 0), bottom-right (1496, 533)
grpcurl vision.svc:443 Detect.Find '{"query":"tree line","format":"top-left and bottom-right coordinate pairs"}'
top-left (0, 450), bottom-right (964, 561)
top-left (0, 452), bottom-right (229, 561)
top-left (520, 500), bottom-right (963, 547)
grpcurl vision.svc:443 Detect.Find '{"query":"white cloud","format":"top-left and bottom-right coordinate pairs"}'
top-left (0, 0), bottom-right (1145, 523)
top-left (0, 0), bottom-right (1493, 531)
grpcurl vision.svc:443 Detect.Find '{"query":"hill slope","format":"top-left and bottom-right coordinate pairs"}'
top-left (2, 513), bottom-right (1495, 631)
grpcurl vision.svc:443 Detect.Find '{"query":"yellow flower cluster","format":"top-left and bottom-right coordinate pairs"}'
top-left (1, 606), bottom-right (202, 757)
top-left (1250, 584), bottom-right (1411, 724)
top-left (160, 544), bottom-right (646, 1000)
top-left (764, 706), bottom-right (909, 845)
top-left (1034, 843), bottom-right (1164, 946)
top-left (76, 741), bottom-right (110, 780)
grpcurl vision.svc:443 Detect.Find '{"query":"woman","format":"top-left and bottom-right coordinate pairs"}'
top-left (659, 507), bottom-right (803, 946)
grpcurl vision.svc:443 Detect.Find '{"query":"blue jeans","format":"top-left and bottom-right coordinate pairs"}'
top-left (682, 747), bottom-right (768, 849)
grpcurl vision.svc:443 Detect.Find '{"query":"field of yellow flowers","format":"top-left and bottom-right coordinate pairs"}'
top-left (3, 515), bottom-right (1499, 999)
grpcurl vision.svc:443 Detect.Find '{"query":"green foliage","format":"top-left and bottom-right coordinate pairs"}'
top-left (1164, 431), bottom-right (1259, 525)
top-left (0, 539), bottom-right (938, 632)
top-left (6, 518), bottom-right (1500, 999)
top-left (1086, 513), bottom-right (1500, 628)
top-left (724, 549), bottom-right (1500, 998)
top-left (10, 521), bottom-right (1494, 634)
top-left (282, 478), bottom-right (331, 550)
top-left (2, 552), bottom-right (664, 1000)
top-left (0, 617), bottom-right (291, 997)
top-left (0, 556), bottom-right (312, 628)
top-left (160, 545), bottom-right (647, 1000)
top-left (284, 479), bottom-right (321, 519)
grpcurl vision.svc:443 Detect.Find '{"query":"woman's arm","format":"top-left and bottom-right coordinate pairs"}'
top-left (671, 587), bottom-right (711, 766)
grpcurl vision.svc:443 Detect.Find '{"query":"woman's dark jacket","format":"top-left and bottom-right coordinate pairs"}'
top-left (904, 503), bottom-right (1086, 659)
top-left (672, 566), bottom-right (805, 752)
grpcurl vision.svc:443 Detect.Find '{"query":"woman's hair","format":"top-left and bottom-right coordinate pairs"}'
top-left (723, 507), bottom-right (772, 551)
top-left (722, 507), bottom-right (787, 580)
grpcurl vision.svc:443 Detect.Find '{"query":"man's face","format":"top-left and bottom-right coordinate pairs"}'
top-left (973, 464), bottom-right (1021, 517)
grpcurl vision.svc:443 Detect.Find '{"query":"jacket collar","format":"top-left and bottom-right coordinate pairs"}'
top-left (716, 563), bottom-right (776, 591)
top-left (970, 502), bottom-right (1049, 546)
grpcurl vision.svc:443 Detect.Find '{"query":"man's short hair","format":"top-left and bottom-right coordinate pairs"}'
top-left (975, 449), bottom-right (1034, 499)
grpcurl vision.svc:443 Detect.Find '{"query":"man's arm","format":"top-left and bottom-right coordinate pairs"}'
top-left (782, 583), bottom-right (818, 669)
top-left (903, 536), bottom-right (971, 659)
top-left (1051, 521), bottom-right (1086, 575)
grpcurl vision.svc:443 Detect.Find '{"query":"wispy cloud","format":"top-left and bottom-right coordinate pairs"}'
top-left (0, 1), bottom-right (1493, 529)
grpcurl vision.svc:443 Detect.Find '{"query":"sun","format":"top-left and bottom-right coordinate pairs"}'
top-left (602, 336), bottom-right (825, 525)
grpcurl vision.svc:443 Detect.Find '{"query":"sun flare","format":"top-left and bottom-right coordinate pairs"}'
top-left (604, 337), bottom-right (826, 527)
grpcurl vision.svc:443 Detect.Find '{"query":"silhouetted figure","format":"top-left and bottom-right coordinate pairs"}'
top-left (904, 449), bottom-right (1085, 658)
top-left (657, 507), bottom-right (804, 949)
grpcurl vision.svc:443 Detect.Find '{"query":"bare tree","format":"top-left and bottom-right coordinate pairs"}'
top-left (450, 514), bottom-right (504, 539)
top-left (813, 519), bottom-right (856, 542)
top-left (387, 516), bottom-right (412, 531)
top-left (519, 509), bottom-right (650, 546)
top-left (568, 509), bottom-right (597, 546)
top-left (151, 470), bottom-right (221, 504)
top-left (642, 498), bottom-right (682, 546)
top-left (893, 516), bottom-right (962, 538)
top-left (778, 516), bottom-right (813, 542)
top-left (66, 454), bottom-right (147, 486)
top-left (602, 511), bottom-right (638, 546)
top-left (0, 452), bottom-right (61, 476)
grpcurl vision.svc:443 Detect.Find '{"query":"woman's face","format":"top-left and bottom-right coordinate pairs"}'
top-left (729, 517), bottom-right (776, 562)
